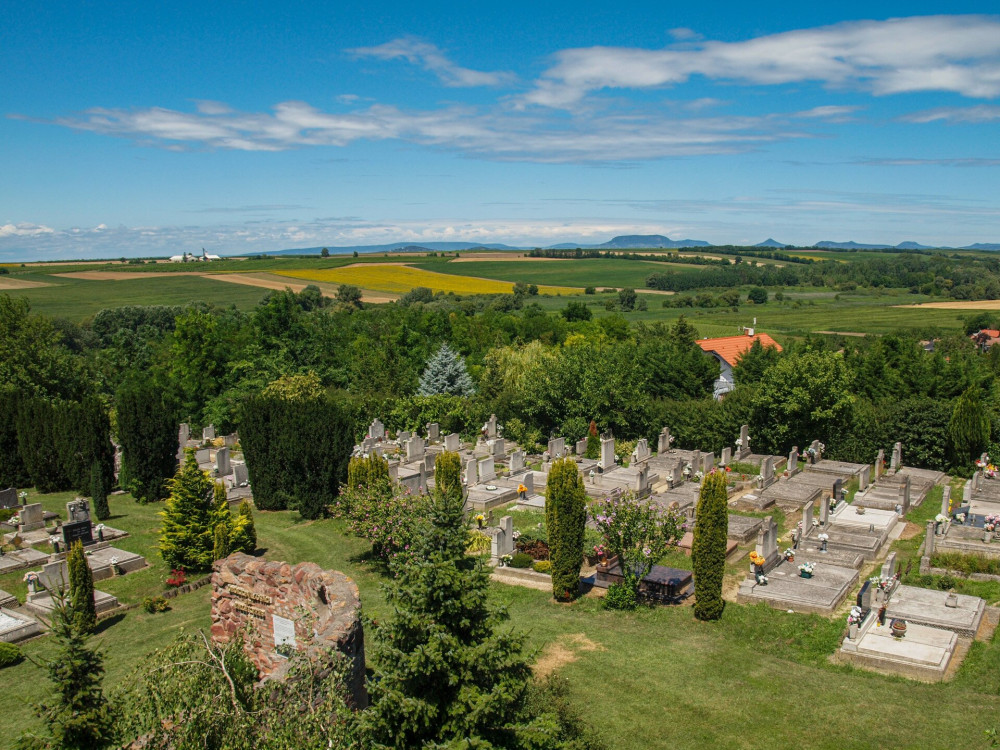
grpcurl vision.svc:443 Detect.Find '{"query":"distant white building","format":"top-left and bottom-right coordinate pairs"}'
top-left (696, 331), bottom-right (782, 399)
top-left (169, 249), bottom-right (221, 263)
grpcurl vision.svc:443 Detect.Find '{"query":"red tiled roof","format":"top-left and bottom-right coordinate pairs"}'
top-left (696, 333), bottom-right (783, 367)
top-left (972, 329), bottom-right (1000, 338)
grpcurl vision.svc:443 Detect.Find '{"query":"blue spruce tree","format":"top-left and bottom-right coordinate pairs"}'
top-left (417, 343), bottom-right (475, 396)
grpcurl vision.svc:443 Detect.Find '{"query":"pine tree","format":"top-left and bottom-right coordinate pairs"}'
top-left (27, 596), bottom-right (112, 750)
top-left (416, 343), bottom-right (475, 397)
top-left (229, 499), bottom-right (257, 555)
top-left (949, 386), bottom-right (990, 471)
top-left (213, 522), bottom-right (231, 561)
top-left (116, 379), bottom-right (177, 503)
top-left (692, 470), bottom-right (728, 621)
top-left (159, 450), bottom-right (229, 571)
top-left (362, 449), bottom-right (550, 748)
top-left (90, 458), bottom-right (110, 522)
top-left (67, 541), bottom-right (97, 635)
top-left (585, 419), bottom-right (600, 459)
top-left (545, 457), bottom-right (586, 601)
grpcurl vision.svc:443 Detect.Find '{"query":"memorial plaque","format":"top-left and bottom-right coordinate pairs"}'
top-left (62, 519), bottom-right (94, 547)
top-left (273, 614), bottom-right (297, 651)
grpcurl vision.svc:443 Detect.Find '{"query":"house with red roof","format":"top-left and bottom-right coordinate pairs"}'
top-left (971, 329), bottom-right (1000, 352)
top-left (696, 331), bottom-right (783, 399)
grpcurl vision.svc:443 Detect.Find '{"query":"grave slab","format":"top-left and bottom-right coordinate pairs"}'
top-left (24, 590), bottom-right (119, 618)
top-left (840, 620), bottom-right (956, 682)
top-left (737, 558), bottom-right (858, 615)
top-left (727, 514), bottom-right (765, 544)
top-left (886, 585), bottom-right (986, 638)
top-left (0, 607), bottom-right (42, 643)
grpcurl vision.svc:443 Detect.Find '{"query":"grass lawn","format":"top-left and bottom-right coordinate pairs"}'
top-left (2, 485), bottom-right (1000, 748)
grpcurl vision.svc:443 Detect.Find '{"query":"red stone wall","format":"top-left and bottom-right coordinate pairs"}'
top-left (211, 553), bottom-right (365, 705)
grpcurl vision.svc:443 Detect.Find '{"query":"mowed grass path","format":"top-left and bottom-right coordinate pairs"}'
top-left (275, 264), bottom-right (579, 296)
top-left (2, 488), bottom-right (1000, 748)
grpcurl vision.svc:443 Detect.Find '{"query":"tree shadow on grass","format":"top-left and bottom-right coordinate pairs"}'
top-left (94, 612), bottom-right (126, 634)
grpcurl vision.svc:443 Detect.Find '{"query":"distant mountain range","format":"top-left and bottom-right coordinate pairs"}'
top-left (251, 235), bottom-right (1000, 256)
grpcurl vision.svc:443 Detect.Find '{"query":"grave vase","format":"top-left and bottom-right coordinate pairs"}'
top-left (849, 623), bottom-right (859, 640)
top-left (984, 531), bottom-right (992, 544)
top-left (800, 571), bottom-right (812, 579)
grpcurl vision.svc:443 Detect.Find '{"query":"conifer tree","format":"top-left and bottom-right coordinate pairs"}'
top-left (585, 419), bottom-right (600, 459)
top-left (416, 343), bottom-right (475, 397)
top-left (26, 596), bottom-right (112, 750)
top-left (90, 458), bottom-right (110, 522)
top-left (949, 386), bottom-right (990, 471)
top-left (67, 541), bottom-right (97, 635)
top-left (213, 522), bottom-right (231, 561)
top-left (229, 499), bottom-right (257, 554)
top-left (159, 450), bottom-right (230, 571)
top-left (116, 379), bottom-right (177, 503)
top-left (692, 470), bottom-right (728, 621)
top-left (362, 449), bottom-right (551, 748)
top-left (347, 453), bottom-right (390, 490)
top-left (545, 457), bottom-right (587, 601)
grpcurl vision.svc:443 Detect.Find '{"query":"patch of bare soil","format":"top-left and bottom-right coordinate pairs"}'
top-left (0, 277), bottom-right (51, 289)
top-left (449, 254), bottom-right (567, 262)
top-left (533, 633), bottom-right (605, 678)
top-left (896, 300), bottom-right (1000, 310)
top-left (897, 521), bottom-right (923, 541)
top-left (52, 271), bottom-right (205, 280)
top-left (210, 273), bottom-right (398, 303)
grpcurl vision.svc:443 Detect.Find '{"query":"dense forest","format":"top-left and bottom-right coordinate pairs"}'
top-left (2, 274), bottom-right (999, 506)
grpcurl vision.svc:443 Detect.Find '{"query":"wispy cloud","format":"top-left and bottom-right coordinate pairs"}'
top-left (523, 15), bottom-right (1000, 108)
top-left (900, 104), bottom-right (1000, 123)
top-left (858, 157), bottom-right (1000, 167)
top-left (349, 37), bottom-right (515, 87)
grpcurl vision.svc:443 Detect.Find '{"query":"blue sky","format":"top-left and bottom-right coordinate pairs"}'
top-left (2, 1), bottom-right (1000, 259)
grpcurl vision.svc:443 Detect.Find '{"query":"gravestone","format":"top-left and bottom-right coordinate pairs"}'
top-left (890, 442), bottom-right (902, 473)
top-left (657, 427), bottom-right (674, 454)
top-left (576, 439), bottom-right (587, 456)
top-left (66, 499), bottom-right (90, 523)
top-left (857, 580), bottom-right (872, 618)
top-left (510, 450), bottom-right (526, 474)
top-left (721, 447), bottom-right (731, 467)
top-left (478, 456), bottom-right (496, 483)
top-left (787, 447), bottom-right (800, 477)
top-left (754, 516), bottom-right (780, 571)
top-left (491, 438), bottom-right (506, 458)
top-left (224, 433), bottom-right (238, 448)
top-left (216, 446), bottom-right (231, 476)
top-left (485, 414), bottom-right (498, 439)
top-left (444, 433), bottom-right (461, 452)
top-left (521, 471), bottom-right (534, 495)
top-left (38, 560), bottom-right (69, 592)
top-left (875, 449), bottom-right (885, 479)
top-left (19, 503), bottom-right (44, 532)
top-left (690, 450), bottom-right (702, 475)
top-left (196, 448), bottom-right (211, 465)
top-left (941, 486), bottom-right (952, 517)
top-left (387, 462), bottom-right (398, 483)
top-left (702, 453), bottom-right (714, 475)
top-left (0, 487), bottom-right (18, 509)
top-left (858, 463), bottom-right (869, 491)
top-left (491, 516), bottom-right (514, 560)
top-left (424, 454), bottom-right (436, 474)
top-left (178, 423), bottom-right (190, 446)
top-left (898, 475), bottom-right (911, 512)
top-left (465, 459), bottom-right (478, 487)
top-left (426, 422), bottom-right (440, 441)
top-left (809, 440), bottom-right (824, 463)
top-left (758, 456), bottom-right (776, 490)
top-left (632, 439), bottom-right (651, 464)
top-left (819, 493), bottom-right (830, 526)
top-left (547, 437), bottom-right (566, 459)
top-left (737, 424), bottom-right (751, 460)
top-left (833, 478), bottom-right (844, 503)
top-left (62, 519), bottom-right (94, 547)
top-left (802, 500), bottom-right (815, 530)
top-left (233, 463), bottom-right (249, 487)
top-left (881, 551), bottom-right (897, 580)
top-left (397, 431), bottom-right (411, 443)
top-left (671, 457), bottom-right (686, 488)
top-left (367, 419), bottom-right (385, 440)
top-left (406, 435), bottom-right (425, 463)
top-left (634, 463), bottom-right (650, 493)
top-left (924, 520), bottom-right (936, 558)
top-left (203, 424), bottom-right (216, 440)
top-left (360, 437), bottom-right (376, 454)
top-left (599, 437), bottom-right (616, 471)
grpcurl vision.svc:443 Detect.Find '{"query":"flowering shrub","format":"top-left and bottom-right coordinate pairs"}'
top-left (337, 479), bottom-right (431, 570)
top-left (166, 568), bottom-right (187, 587)
top-left (591, 491), bottom-right (682, 607)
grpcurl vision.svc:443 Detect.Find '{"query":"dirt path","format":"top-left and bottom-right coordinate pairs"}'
top-left (0, 276), bottom-right (52, 289)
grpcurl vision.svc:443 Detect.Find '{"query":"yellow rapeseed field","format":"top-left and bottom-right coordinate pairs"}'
top-left (274, 264), bottom-right (578, 296)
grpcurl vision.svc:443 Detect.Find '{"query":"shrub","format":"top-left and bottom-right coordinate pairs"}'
top-left (532, 560), bottom-right (553, 574)
top-left (142, 596), bottom-right (169, 614)
top-left (603, 581), bottom-right (638, 611)
top-left (166, 568), bottom-right (187, 587)
top-left (584, 287), bottom-right (596, 295)
top-left (0, 641), bottom-right (22, 668)
top-left (510, 552), bottom-right (533, 568)
top-left (466, 530), bottom-right (492, 555)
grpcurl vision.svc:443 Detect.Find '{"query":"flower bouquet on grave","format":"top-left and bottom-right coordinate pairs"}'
top-left (847, 606), bottom-right (864, 626)
top-left (783, 548), bottom-right (795, 562)
top-left (500, 554), bottom-right (513, 568)
top-left (23, 571), bottom-right (40, 593)
top-left (749, 551), bottom-right (766, 579)
top-left (475, 513), bottom-right (485, 529)
top-left (798, 561), bottom-right (815, 578)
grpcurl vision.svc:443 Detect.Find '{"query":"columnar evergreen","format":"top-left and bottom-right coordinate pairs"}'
top-left (362, 449), bottom-right (549, 747)
top-left (213, 522), bottom-right (231, 561)
top-left (90, 459), bottom-right (110, 522)
top-left (229, 499), bottom-right (257, 555)
top-left (347, 453), bottom-right (390, 491)
top-left (28, 597), bottom-right (112, 750)
top-left (159, 450), bottom-right (230, 571)
top-left (417, 343), bottom-right (475, 397)
top-left (115, 379), bottom-right (177, 503)
top-left (238, 391), bottom-right (355, 518)
top-left (692, 470), bottom-right (728, 621)
top-left (949, 386), bottom-right (991, 471)
top-left (67, 541), bottom-right (97, 635)
top-left (545, 457), bottom-right (587, 601)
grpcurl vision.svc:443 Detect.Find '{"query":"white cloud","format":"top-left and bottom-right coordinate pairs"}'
top-left (523, 15), bottom-right (1000, 107)
top-left (0, 222), bottom-right (55, 237)
top-left (792, 105), bottom-right (861, 120)
top-left (349, 37), bottom-right (515, 87)
top-left (901, 104), bottom-right (1000, 123)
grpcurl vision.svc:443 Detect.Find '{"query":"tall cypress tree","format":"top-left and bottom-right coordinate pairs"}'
top-left (67, 541), bottom-right (97, 635)
top-left (949, 386), bottom-right (990, 471)
top-left (90, 459), bottom-right (110, 522)
top-left (116, 379), bottom-right (177, 503)
top-left (545, 457), bottom-right (586, 601)
top-left (362, 450), bottom-right (547, 748)
top-left (692, 470), bottom-right (728, 621)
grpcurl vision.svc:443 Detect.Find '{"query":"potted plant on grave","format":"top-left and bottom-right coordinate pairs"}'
top-left (798, 561), bottom-right (815, 579)
top-left (890, 619), bottom-right (907, 639)
top-left (935, 513), bottom-right (948, 534)
top-left (846, 606), bottom-right (864, 639)
top-left (782, 548), bottom-right (795, 563)
top-left (475, 513), bottom-right (485, 529)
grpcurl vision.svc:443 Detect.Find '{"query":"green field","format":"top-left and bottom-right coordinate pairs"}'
top-left (3, 484), bottom-right (1000, 749)
top-left (426, 258), bottom-right (706, 289)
